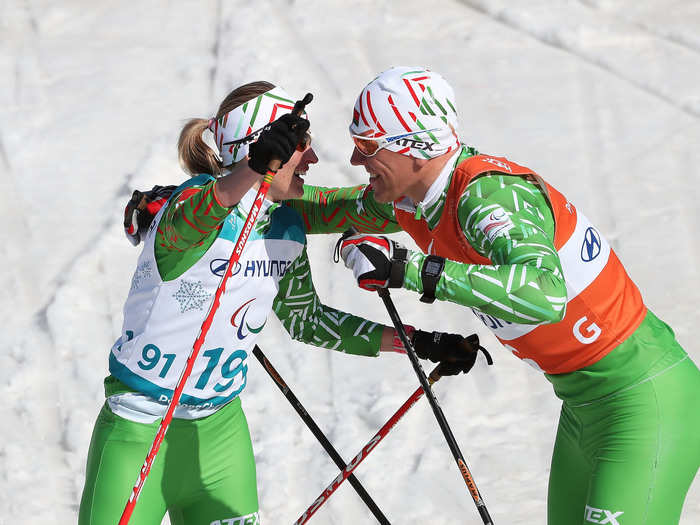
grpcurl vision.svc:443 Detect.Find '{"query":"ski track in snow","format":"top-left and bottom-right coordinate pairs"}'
top-left (2, 1), bottom-right (699, 524)
top-left (459, 0), bottom-right (700, 119)
top-left (576, 0), bottom-right (700, 54)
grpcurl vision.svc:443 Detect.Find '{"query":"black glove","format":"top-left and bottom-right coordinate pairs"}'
top-left (124, 185), bottom-right (176, 246)
top-left (411, 330), bottom-right (493, 376)
top-left (248, 113), bottom-right (310, 175)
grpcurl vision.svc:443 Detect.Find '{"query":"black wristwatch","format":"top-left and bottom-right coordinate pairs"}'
top-left (419, 255), bottom-right (445, 303)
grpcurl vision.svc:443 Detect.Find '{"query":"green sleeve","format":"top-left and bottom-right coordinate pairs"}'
top-left (403, 174), bottom-right (567, 324)
top-left (273, 245), bottom-right (383, 356)
top-left (155, 180), bottom-right (232, 280)
top-left (284, 184), bottom-right (401, 234)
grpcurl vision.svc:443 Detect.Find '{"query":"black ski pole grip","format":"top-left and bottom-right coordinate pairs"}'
top-left (267, 93), bottom-right (313, 173)
top-left (292, 93), bottom-right (313, 116)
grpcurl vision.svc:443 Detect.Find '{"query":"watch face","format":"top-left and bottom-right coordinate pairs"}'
top-left (425, 259), bottom-right (442, 275)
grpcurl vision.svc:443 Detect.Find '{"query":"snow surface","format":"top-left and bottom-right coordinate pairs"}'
top-left (2, 1), bottom-right (699, 523)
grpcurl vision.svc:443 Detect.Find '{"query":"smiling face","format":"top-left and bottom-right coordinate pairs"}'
top-left (349, 145), bottom-right (421, 203)
top-left (348, 67), bottom-right (462, 203)
top-left (267, 144), bottom-right (318, 201)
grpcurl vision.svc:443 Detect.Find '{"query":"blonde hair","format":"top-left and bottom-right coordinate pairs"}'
top-left (177, 81), bottom-right (275, 176)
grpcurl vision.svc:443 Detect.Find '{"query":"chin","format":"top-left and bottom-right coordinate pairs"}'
top-left (289, 185), bottom-right (304, 199)
top-left (372, 189), bottom-right (392, 203)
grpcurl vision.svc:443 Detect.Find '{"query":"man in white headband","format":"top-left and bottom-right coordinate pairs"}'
top-left (335, 65), bottom-right (700, 525)
top-left (348, 66), bottom-right (461, 204)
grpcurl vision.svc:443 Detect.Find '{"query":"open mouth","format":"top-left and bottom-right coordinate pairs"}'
top-left (294, 169), bottom-right (307, 179)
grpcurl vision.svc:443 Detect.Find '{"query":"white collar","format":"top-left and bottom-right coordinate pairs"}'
top-left (394, 148), bottom-right (461, 213)
top-left (418, 147), bottom-right (461, 210)
top-left (236, 186), bottom-right (276, 217)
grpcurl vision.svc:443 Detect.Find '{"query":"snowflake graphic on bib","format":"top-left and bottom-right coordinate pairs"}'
top-left (173, 280), bottom-right (212, 313)
top-left (130, 261), bottom-right (154, 291)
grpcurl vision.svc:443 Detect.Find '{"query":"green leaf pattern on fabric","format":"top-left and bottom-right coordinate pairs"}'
top-left (403, 174), bottom-right (567, 324)
top-left (273, 246), bottom-right (382, 357)
top-left (285, 185), bottom-right (400, 235)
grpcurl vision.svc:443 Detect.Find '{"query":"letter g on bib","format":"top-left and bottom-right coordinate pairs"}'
top-left (573, 316), bottom-right (602, 344)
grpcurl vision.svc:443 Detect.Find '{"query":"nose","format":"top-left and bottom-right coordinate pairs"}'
top-left (350, 147), bottom-right (366, 166)
top-left (296, 148), bottom-right (318, 170)
top-left (309, 148), bottom-right (318, 164)
top-left (305, 147), bottom-right (319, 164)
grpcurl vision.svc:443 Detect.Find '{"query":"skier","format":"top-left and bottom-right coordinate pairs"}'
top-left (296, 66), bottom-right (700, 525)
top-left (78, 81), bottom-right (489, 525)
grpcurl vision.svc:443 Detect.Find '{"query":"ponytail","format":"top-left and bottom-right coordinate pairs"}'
top-left (178, 118), bottom-right (223, 177)
top-left (178, 81), bottom-right (276, 177)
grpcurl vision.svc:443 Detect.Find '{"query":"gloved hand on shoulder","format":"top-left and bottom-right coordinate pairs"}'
top-left (124, 185), bottom-right (176, 246)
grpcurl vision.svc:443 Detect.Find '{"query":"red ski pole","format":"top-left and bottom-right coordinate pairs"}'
top-left (294, 366), bottom-right (442, 525)
top-left (118, 93), bottom-right (313, 525)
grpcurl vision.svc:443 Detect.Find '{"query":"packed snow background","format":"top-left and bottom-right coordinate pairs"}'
top-left (2, 1), bottom-right (699, 523)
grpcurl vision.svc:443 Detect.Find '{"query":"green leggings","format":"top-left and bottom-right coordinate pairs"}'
top-left (79, 397), bottom-right (259, 525)
top-left (547, 312), bottom-right (700, 525)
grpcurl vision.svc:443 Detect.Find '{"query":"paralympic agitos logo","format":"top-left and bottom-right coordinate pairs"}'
top-left (231, 298), bottom-right (267, 340)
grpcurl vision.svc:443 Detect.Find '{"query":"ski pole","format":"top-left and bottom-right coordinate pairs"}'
top-left (294, 365), bottom-right (442, 525)
top-left (377, 287), bottom-right (494, 525)
top-left (118, 94), bottom-right (314, 525)
top-left (252, 346), bottom-right (390, 525)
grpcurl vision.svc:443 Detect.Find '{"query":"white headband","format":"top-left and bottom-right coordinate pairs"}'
top-left (208, 86), bottom-right (296, 166)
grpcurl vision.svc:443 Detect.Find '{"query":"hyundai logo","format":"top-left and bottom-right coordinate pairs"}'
top-left (210, 259), bottom-right (241, 277)
top-left (581, 227), bottom-right (602, 262)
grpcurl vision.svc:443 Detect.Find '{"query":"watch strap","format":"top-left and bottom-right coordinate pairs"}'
top-left (388, 242), bottom-right (408, 288)
top-left (419, 255), bottom-right (445, 303)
